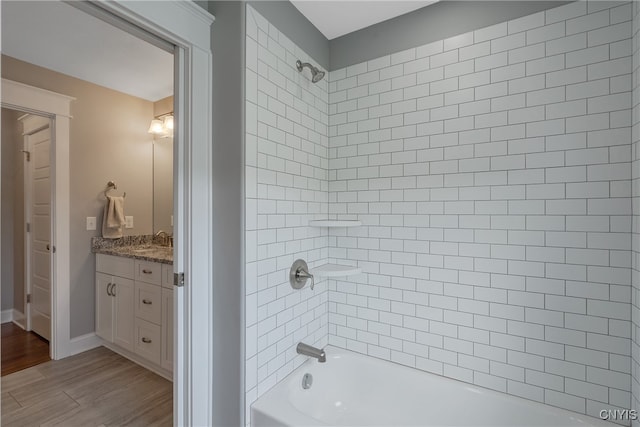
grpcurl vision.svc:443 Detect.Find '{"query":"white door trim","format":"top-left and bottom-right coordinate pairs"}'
top-left (78, 2), bottom-right (215, 426)
top-left (2, 79), bottom-right (74, 361)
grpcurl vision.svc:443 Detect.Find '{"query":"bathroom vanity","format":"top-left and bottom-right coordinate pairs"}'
top-left (93, 239), bottom-right (173, 380)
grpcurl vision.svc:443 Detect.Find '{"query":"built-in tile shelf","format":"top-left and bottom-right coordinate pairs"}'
top-left (308, 220), bottom-right (362, 227)
top-left (311, 263), bottom-right (362, 278)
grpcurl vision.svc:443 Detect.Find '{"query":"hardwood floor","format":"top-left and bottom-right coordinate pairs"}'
top-left (1, 322), bottom-right (50, 376)
top-left (1, 346), bottom-right (172, 426)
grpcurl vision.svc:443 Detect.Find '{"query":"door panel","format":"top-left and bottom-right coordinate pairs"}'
top-left (161, 288), bottom-right (173, 372)
top-left (95, 273), bottom-right (114, 342)
top-left (113, 277), bottom-right (134, 351)
top-left (29, 126), bottom-right (51, 341)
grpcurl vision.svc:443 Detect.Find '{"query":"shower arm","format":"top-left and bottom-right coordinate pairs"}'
top-left (296, 60), bottom-right (312, 72)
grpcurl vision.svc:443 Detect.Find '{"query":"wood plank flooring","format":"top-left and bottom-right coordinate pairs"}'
top-left (1, 346), bottom-right (172, 427)
top-left (1, 322), bottom-right (50, 376)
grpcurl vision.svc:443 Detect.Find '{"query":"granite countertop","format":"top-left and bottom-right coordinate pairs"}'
top-left (92, 236), bottom-right (173, 265)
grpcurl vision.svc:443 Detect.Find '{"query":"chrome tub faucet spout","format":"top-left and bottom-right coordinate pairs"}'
top-left (297, 342), bottom-right (326, 363)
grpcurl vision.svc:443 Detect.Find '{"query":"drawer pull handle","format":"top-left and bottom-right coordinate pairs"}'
top-left (142, 269), bottom-right (153, 274)
top-left (142, 299), bottom-right (152, 305)
top-left (107, 283), bottom-right (113, 296)
top-left (141, 337), bottom-right (152, 344)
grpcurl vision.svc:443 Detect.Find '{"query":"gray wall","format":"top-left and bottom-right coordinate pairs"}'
top-left (1, 108), bottom-right (24, 313)
top-left (2, 55), bottom-right (156, 337)
top-left (207, 2), bottom-right (245, 426)
top-left (248, 1), bottom-right (329, 70)
top-left (330, 1), bottom-right (570, 70)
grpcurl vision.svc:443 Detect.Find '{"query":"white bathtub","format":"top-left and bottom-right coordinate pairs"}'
top-left (251, 346), bottom-right (613, 426)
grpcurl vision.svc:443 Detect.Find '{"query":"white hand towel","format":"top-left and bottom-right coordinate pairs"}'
top-left (102, 196), bottom-right (125, 239)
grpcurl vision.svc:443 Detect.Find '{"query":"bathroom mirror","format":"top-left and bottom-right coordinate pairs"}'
top-left (152, 137), bottom-right (173, 234)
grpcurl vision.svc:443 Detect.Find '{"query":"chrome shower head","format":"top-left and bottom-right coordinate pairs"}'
top-left (296, 60), bottom-right (325, 83)
top-left (312, 69), bottom-right (325, 83)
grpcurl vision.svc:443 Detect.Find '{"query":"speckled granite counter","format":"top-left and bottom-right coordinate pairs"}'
top-left (92, 236), bottom-right (173, 265)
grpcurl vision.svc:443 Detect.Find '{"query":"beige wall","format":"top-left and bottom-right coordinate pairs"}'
top-left (2, 55), bottom-right (155, 337)
top-left (153, 96), bottom-right (173, 117)
top-left (1, 108), bottom-right (25, 313)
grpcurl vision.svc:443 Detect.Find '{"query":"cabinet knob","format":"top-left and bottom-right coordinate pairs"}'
top-left (142, 299), bottom-right (152, 305)
top-left (141, 337), bottom-right (152, 344)
top-left (142, 269), bottom-right (153, 274)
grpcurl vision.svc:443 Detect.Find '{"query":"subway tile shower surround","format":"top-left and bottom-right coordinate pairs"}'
top-left (245, 6), bottom-right (330, 422)
top-left (247, 2), bottom-right (640, 425)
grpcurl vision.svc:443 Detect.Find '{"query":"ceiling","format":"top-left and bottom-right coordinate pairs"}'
top-left (291, 1), bottom-right (439, 40)
top-left (1, 1), bottom-right (173, 102)
top-left (1, 0), bottom-right (437, 98)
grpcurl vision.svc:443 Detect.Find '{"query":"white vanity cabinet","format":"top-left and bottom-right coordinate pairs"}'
top-left (95, 255), bottom-right (135, 351)
top-left (96, 253), bottom-right (173, 378)
top-left (161, 263), bottom-right (174, 372)
top-left (134, 259), bottom-right (163, 366)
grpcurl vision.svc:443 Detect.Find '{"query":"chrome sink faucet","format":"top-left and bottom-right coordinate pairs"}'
top-left (155, 230), bottom-right (171, 247)
top-left (297, 342), bottom-right (326, 363)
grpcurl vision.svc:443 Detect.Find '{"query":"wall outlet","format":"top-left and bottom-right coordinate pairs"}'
top-left (86, 216), bottom-right (96, 231)
top-left (125, 216), bottom-right (134, 229)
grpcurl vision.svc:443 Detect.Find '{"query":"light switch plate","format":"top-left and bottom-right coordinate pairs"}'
top-left (86, 216), bottom-right (96, 231)
top-left (125, 216), bottom-right (134, 229)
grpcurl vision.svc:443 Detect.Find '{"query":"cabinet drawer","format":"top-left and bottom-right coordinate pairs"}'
top-left (162, 264), bottom-right (173, 289)
top-left (134, 318), bottom-right (161, 365)
top-left (135, 282), bottom-right (162, 325)
top-left (96, 254), bottom-right (134, 278)
top-left (135, 260), bottom-right (162, 285)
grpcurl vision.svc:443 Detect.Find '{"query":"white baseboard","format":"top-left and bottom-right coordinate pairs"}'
top-left (2, 309), bottom-right (26, 328)
top-left (1, 309), bottom-right (13, 324)
top-left (12, 310), bottom-right (26, 329)
top-left (66, 332), bottom-right (103, 357)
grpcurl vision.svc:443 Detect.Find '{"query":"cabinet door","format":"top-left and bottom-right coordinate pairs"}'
top-left (112, 277), bottom-right (135, 351)
top-left (95, 273), bottom-right (113, 342)
top-left (161, 288), bottom-right (174, 372)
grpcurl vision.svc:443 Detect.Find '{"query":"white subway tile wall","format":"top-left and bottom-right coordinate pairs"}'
top-left (327, 1), bottom-right (633, 423)
top-left (245, 6), bottom-right (330, 422)
top-left (246, 1), bottom-right (640, 426)
top-left (631, 2), bottom-right (640, 427)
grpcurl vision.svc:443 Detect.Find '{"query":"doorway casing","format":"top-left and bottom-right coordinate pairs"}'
top-left (2, 1), bottom-right (217, 425)
top-left (1, 79), bottom-right (73, 360)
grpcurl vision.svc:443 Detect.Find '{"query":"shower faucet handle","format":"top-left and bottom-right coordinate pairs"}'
top-left (297, 268), bottom-right (315, 290)
top-left (290, 259), bottom-right (315, 290)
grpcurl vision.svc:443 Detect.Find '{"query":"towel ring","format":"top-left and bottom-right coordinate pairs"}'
top-left (105, 180), bottom-right (126, 198)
